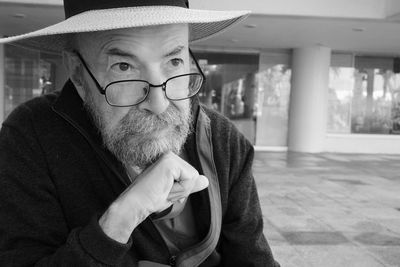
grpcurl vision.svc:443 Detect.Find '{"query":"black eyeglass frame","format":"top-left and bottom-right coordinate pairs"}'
top-left (75, 49), bottom-right (206, 107)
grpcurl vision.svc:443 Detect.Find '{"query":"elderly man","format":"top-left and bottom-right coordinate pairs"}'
top-left (0, 0), bottom-right (279, 266)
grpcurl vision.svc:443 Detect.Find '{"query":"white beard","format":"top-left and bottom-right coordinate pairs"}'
top-left (84, 88), bottom-right (192, 169)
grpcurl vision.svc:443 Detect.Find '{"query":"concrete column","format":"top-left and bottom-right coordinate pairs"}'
top-left (0, 44), bottom-right (4, 124)
top-left (288, 46), bottom-right (331, 152)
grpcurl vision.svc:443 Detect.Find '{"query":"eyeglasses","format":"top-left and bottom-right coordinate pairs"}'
top-left (75, 49), bottom-right (205, 107)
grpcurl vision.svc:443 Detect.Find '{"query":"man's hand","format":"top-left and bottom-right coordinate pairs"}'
top-left (99, 152), bottom-right (209, 243)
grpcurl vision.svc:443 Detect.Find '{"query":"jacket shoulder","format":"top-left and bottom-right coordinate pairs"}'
top-left (2, 92), bottom-right (60, 130)
top-left (201, 105), bottom-right (253, 150)
top-left (200, 105), bottom-right (254, 182)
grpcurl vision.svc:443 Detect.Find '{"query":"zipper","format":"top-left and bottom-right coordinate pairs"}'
top-left (174, 107), bottom-right (222, 267)
top-left (169, 255), bottom-right (177, 267)
top-left (148, 217), bottom-right (177, 266)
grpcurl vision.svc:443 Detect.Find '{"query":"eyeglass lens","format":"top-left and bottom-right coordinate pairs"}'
top-left (105, 73), bottom-right (203, 106)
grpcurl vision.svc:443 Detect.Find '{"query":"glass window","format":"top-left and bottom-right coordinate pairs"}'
top-left (194, 51), bottom-right (259, 143)
top-left (4, 45), bottom-right (64, 119)
top-left (328, 54), bottom-right (400, 135)
top-left (352, 68), bottom-right (399, 134)
top-left (4, 45), bottom-right (40, 118)
top-left (255, 52), bottom-right (291, 146)
top-left (328, 67), bottom-right (353, 133)
top-left (193, 51), bottom-right (292, 146)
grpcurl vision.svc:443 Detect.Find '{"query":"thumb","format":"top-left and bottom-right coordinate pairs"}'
top-left (192, 175), bottom-right (209, 193)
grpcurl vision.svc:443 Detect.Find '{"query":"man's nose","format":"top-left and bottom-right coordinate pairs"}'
top-left (138, 80), bottom-right (170, 115)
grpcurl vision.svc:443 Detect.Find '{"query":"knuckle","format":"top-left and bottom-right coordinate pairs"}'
top-left (165, 167), bottom-right (177, 181)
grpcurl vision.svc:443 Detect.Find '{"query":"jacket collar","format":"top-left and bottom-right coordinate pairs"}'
top-left (52, 79), bottom-right (104, 146)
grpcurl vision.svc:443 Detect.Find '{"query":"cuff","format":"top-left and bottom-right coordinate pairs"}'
top-left (79, 215), bottom-right (133, 265)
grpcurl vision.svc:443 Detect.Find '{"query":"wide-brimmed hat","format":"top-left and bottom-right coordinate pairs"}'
top-left (0, 0), bottom-right (250, 53)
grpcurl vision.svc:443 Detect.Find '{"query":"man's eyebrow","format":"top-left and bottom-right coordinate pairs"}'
top-left (104, 46), bottom-right (186, 59)
top-left (105, 48), bottom-right (138, 60)
top-left (164, 46), bottom-right (186, 58)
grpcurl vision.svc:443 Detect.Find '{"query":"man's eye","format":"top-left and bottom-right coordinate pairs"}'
top-left (112, 62), bottom-right (131, 72)
top-left (170, 58), bottom-right (184, 67)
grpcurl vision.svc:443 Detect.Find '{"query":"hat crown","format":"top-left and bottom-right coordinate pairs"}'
top-left (63, 0), bottom-right (188, 18)
top-left (0, 0), bottom-right (249, 53)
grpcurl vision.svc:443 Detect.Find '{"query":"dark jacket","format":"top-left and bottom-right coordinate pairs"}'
top-left (0, 80), bottom-right (279, 266)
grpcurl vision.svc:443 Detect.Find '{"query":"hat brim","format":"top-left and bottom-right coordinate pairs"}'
top-left (0, 6), bottom-right (250, 52)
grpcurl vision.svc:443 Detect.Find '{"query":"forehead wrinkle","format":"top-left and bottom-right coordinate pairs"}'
top-left (98, 35), bottom-right (141, 56)
top-left (105, 47), bottom-right (139, 61)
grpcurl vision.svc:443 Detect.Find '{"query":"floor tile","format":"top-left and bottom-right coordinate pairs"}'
top-left (281, 231), bottom-right (350, 245)
top-left (293, 245), bottom-right (386, 267)
top-left (255, 151), bottom-right (400, 266)
top-left (366, 246), bottom-right (400, 267)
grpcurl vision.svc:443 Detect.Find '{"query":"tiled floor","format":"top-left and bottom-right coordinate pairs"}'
top-left (253, 152), bottom-right (400, 267)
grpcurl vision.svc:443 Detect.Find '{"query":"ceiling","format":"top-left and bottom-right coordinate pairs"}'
top-left (194, 15), bottom-right (400, 56)
top-left (0, 3), bottom-right (63, 38)
top-left (2, 3), bottom-right (400, 56)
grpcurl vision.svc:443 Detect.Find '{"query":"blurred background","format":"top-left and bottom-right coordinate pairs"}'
top-left (1, 0), bottom-right (400, 154)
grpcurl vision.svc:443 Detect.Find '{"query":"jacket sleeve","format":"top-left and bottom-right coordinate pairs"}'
top-left (0, 122), bottom-right (132, 266)
top-left (209, 113), bottom-right (279, 267)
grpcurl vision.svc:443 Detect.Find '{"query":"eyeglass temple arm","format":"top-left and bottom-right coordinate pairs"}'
top-left (74, 51), bottom-right (106, 95)
top-left (189, 49), bottom-right (206, 81)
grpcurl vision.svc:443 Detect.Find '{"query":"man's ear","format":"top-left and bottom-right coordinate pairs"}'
top-left (62, 50), bottom-right (86, 100)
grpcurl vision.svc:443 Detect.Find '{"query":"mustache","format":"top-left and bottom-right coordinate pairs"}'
top-left (118, 105), bottom-right (189, 134)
